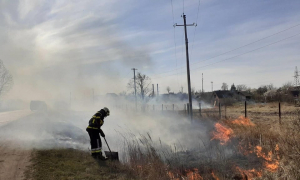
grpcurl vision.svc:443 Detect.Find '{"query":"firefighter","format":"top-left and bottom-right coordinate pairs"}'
top-left (86, 107), bottom-right (110, 160)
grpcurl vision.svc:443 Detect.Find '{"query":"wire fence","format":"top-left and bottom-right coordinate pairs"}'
top-left (114, 101), bottom-right (300, 125)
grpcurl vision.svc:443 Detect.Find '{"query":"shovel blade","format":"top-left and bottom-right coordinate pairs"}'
top-left (104, 151), bottom-right (119, 161)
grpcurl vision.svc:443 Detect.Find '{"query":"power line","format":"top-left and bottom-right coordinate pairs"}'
top-left (182, 0), bottom-right (184, 14)
top-left (171, 0), bottom-right (180, 91)
top-left (152, 32), bottom-right (300, 79)
top-left (150, 22), bottom-right (300, 77)
top-left (192, 23), bottom-right (300, 66)
top-left (192, 32), bottom-right (300, 70)
top-left (190, 0), bottom-right (201, 59)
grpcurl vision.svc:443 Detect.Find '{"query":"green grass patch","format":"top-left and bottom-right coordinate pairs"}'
top-left (25, 149), bottom-right (137, 180)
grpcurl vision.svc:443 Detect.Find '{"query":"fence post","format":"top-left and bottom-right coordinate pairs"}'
top-left (187, 103), bottom-right (190, 115)
top-left (219, 102), bottom-right (221, 119)
top-left (184, 104), bottom-right (187, 114)
top-left (245, 101), bottom-right (247, 118)
top-left (279, 102), bottom-right (281, 124)
top-left (173, 104), bottom-right (175, 111)
top-left (260, 134), bottom-right (262, 146)
top-left (199, 103), bottom-right (202, 117)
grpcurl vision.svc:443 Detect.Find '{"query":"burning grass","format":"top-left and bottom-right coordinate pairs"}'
top-left (123, 108), bottom-right (297, 179)
top-left (120, 113), bottom-right (290, 180)
top-left (25, 108), bottom-right (300, 180)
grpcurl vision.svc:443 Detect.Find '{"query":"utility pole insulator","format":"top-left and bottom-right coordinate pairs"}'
top-left (202, 73), bottom-right (203, 93)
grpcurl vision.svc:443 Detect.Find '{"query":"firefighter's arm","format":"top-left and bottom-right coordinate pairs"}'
top-left (99, 129), bottom-right (105, 137)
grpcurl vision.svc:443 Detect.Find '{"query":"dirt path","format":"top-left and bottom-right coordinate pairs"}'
top-left (0, 111), bottom-right (33, 180)
top-left (0, 110), bottom-right (33, 127)
top-left (0, 140), bottom-right (31, 180)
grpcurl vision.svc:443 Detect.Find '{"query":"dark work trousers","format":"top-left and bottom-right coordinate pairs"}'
top-left (87, 129), bottom-right (102, 156)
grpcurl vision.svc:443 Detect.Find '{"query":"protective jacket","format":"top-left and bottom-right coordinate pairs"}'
top-left (87, 109), bottom-right (107, 129)
top-left (86, 109), bottom-right (107, 156)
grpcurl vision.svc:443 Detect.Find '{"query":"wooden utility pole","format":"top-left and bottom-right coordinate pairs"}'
top-left (219, 102), bottom-right (221, 119)
top-left (199, 102), bottom-right (202, 117)
top-left (202, 73), bottom-right (204, 93)
top-left (132, 68), bottom-right (138, 110)
top-left (175, 14), bottom-right (196, 121)
top-left (152, 84), bottom-right (155, 97)
top-left (279, 102), bottom-right (281, 124)
top-left (245, 101), bottom-right (247, 118)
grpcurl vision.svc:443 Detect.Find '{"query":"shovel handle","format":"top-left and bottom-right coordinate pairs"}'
top-left (103, 137), bottom-right (112, 154)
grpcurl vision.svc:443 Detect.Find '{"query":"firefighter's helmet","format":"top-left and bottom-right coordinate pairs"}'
top-left (103, 107), bottom-right (110, 116)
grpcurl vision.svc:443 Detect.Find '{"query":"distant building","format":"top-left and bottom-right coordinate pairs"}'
top-left (237, 91), bottom-right (252, 101)
top-left (212, 90), bottom-right (234, 105)
top-left (291, 86), bottom-right (300, 97)
top-left (211, 84), bottom-right (252, 106)
top-left (230, 84), bottom-right (237, 92)
top-left (160, 92), bottom-right (188, 102)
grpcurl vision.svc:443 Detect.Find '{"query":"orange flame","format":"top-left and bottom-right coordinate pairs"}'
top-left (255, 145), bottom-right (279, 172)
top-left (236, 167), bottom-right (262, 180)
top-left (211, 172), bottom-right (220, 180)
top-left (211, 123), bottom-right (233, 145)
top-left (168, 169), bottom-right (203, 180)
top-left (238, 142), bottom-right (253, 155)
top-left (265, 161), bottom-right (279, 172)
top-left (186, 168), bottom-right (203, 180)
top-left (231, 116), bottom-right (255, 126)
top-left (255, 146), bottom-right (272, 161)
top-left (168, 171), bottom-right (180, 180)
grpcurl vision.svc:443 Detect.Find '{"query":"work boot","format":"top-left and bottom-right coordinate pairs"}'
top-left (91, 154), bottom-right (98, 159)
top-left (98, 154), bottom-right (108, 161)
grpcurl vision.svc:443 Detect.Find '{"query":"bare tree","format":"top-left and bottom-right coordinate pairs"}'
top-left (221, 83), bottom-right (228, 90)
top-left (119, 91), bottom-right (127, 96)
top-left (236, 84), bottom-right (248, 91)
top-left (127, 72), bottom-right (152, 100)
top-left (266, 83), bottom-right (276, 91)
top-left (179, 86), bottom-right (183, 93)
top-left (280, 82), bottom-right (293, 94)
top-left (256, 85), bottom-right (268, 95)
top-left (191, 87), bottom-right (196, 96)
top-left (0, 60), bottom-right (13, 97)
top-left (166, 86), bottom-right (171, 94)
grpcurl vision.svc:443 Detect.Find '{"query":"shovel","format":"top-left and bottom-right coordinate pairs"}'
top-left (103, 137), bottom-right (119, 161)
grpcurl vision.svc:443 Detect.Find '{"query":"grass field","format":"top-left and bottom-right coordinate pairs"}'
top-left (24, 149), bottom-right (138, 180)
top-left (25, 103), bottom-right (300, 180)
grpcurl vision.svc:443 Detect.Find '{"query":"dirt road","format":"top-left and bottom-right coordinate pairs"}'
top-left (0, 110), bottom-right (33, 180)
top-left (0, 110), bottom-right (89, 180)
top-left (0, 141), bottom-right (31, 180)
top-left (0, 110), bottom-right (33, 127)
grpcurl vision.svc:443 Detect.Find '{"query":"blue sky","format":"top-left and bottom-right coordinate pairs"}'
top-left (0, 0), bottom-right (299, 100)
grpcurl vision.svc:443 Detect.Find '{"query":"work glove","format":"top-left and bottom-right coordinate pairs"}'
top-left (99, 129), bottom-right (105, 137)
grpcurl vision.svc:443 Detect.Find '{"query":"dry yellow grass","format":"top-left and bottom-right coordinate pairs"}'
top-left (24, 149), bottom-right (138, 180)
top-left (25, 103), bottom-right (300, 180)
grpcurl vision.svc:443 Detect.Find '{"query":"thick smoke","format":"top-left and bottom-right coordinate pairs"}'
top-left (0, 0), bottom-right (216, 164)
